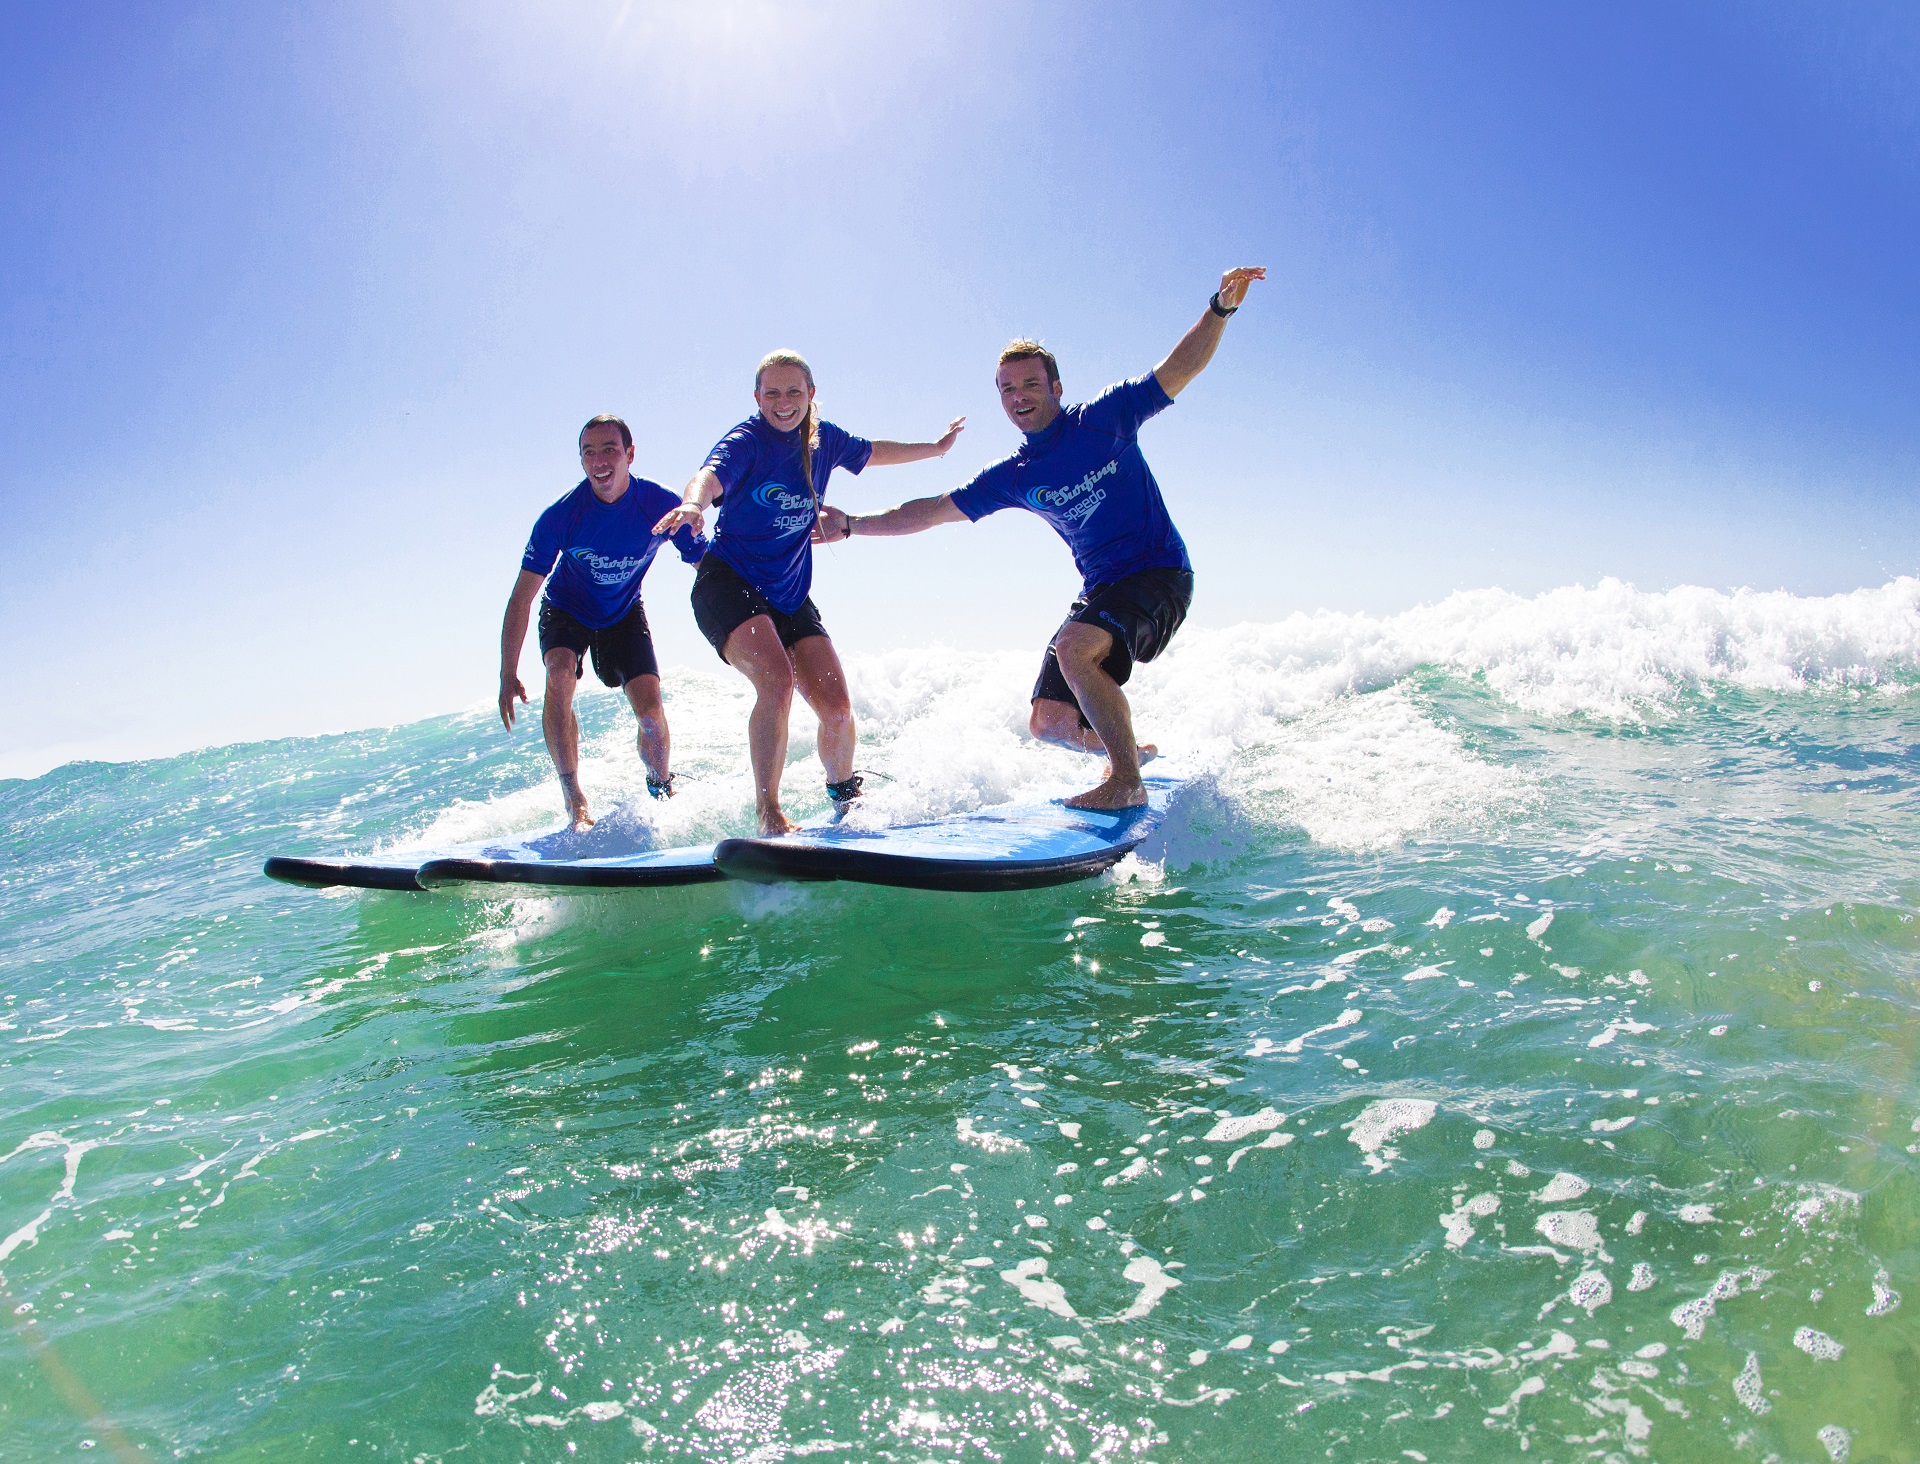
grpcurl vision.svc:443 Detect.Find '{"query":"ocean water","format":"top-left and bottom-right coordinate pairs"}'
top-left (3, 578), bottom-right (1918, 1463)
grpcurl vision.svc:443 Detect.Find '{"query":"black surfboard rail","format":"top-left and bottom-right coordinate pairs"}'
top-left (415, 856), bottom-right (725, 890)
top-left (711, 835), bottom-right (1147, 891)
top-left (262, 856), bottom-right (424, 892)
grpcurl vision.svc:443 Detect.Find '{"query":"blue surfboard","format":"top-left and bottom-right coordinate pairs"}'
top-left (712, 769), bottom-right (1181, 891)
top-left (264, 806), bottom-right (723, 892)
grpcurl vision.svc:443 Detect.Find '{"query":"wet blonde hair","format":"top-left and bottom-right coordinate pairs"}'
top-left (755, 350), bottom-right (820, 497)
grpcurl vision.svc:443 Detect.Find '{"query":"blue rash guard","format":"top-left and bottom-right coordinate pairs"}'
top-left (949, 373), bottom-right (1190, 592)
top-left (521, 475), bottom-right (707, 628)
top-left (703, 414), bottom-right (873, 614)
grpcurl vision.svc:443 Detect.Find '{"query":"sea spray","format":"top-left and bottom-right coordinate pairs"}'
top-left (1, 578), bottom-right (1916, 1460)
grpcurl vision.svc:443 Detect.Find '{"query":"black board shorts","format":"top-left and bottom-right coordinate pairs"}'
top-left (1032, 567), bottom-right (1194, 723)
top-left (537, 599), bottom-right (660, 688)
top-left (690, 555), bottom-right (829, 662)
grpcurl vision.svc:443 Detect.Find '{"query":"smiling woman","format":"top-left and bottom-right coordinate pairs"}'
top-left (651, 352), bottom-right (966, 833)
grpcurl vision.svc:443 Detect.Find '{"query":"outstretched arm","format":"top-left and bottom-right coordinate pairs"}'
top-left (865, 417), bottom-right (966, 468)
top-left (1151, 266), bottom-right (1266, 399)
top-left (499, 568), bottom-right (545, 729)
top-left (817, 494), bottom-right (968, 543)
top-left (653, 466), bottom-right (722, 539)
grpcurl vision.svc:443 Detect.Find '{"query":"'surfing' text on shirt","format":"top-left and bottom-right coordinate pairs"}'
top-left (702, 414), bottom-right (874, 614)
top-left (951, 373), bottom-right (1191, 592)
top-left (521, 475), bottom-right (707, 629)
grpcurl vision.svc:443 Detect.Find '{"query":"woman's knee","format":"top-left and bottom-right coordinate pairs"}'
top-left (808, 682), bottom-right (853, 727)
top-left (754, 660), bottom-right (797, 705)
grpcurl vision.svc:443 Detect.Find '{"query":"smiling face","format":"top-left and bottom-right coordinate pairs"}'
top-left (578, 423), bottom-right (635, 497)
top-left (755, 363), bottom-right (816, 434)
top-left (996, 357), bottom-right (1063, 434)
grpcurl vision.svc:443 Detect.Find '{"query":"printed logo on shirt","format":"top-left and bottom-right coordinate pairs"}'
top-left (567, 547), bottom-right (647, 585)
top-left (1023, 458), bottom-right (1117, 529)
top-left (753, 480), bottom-right (816, 535)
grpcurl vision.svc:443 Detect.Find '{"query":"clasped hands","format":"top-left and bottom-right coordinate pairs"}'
top-left (813, 504), bottom-right (854, 544)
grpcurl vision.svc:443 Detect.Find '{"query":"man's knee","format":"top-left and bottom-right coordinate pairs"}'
top-left (625, 674), bottom-right (664, 721)
top-left (1030, 698), bottom-right (1083, 741)
top-left (543, 652), bottom-right (580, 699)
top-left (1052, 623), bottom-right (1113, 677)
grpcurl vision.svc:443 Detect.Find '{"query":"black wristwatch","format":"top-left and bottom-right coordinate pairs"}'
top-left (1209, 290), bottom-right (1237, 318)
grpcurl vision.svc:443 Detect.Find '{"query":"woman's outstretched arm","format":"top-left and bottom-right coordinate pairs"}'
top-left (864, 417), bottom-right (966, 467)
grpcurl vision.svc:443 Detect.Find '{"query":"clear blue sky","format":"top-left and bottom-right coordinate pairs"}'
top-left (4, 1), bottom-right (1917, 777)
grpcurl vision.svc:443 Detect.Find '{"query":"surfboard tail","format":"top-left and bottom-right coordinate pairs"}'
top-left (712, 836), bottom-right (1143, 891)
top-left (262, 856), bottom-right (425, 892)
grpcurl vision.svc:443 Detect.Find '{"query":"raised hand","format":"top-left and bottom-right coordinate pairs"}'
top-left (653, 501), bottom-right (705, 538)
top-left (934, 416), bottom-right (966, 455)
top-left (1216, 265), bottom-right (1267, 311)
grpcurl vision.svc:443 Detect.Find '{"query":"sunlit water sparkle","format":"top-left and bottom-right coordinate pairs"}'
top-left (3, 578), bottom-right (1918, 1461)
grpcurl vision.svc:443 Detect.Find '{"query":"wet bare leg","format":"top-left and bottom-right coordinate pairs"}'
top-left (790, 635), bottom-right (856, 784)
top-left (622, 673), bottom-right (670, 785)
top-left (725, 618), bottom-right (800, 835)
top-left (1051, 624), bottom-right (1148, 810)
top-left (1030, 699), bottom-right (1158, 770)
top-left (542, 648), bottom-right (594, 830)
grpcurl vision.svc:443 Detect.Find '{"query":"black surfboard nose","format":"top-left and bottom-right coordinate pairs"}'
top-left (713, 837), bottom-right (841, 884)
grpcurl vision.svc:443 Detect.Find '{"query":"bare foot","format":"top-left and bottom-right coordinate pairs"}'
top-left (1101, 742), bottom-right (1159, 779)
top-left (757, 808), bottom-right (801, 837)
top-left (1063, 776), bottom-right (1149, 811)
top-left (568, 806), bottom-right (595, 833)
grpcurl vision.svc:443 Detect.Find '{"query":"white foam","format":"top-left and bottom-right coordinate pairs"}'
top-left (1868, 1268), bottom-right (1902, 1316)
top-left (382, 578), bottom-right (1920, 871)
top-left (1164, 579), bottom-right (1920, 725)
top-left (955, 1117), bottom-right (1024, 1155)
top-left (1226, 1132), bottom-right (1294, 1170)
top-left (1732, 1351), bottom-right (1769, 1414)
top-left (1440, 1192), bottom-right (1499, 1249)
top-left (1587, 1018), bottom-right (1657, 1049)
top-left (1222, 685), bottom-right (1534, 850)
top-left (1533, 1173), bottom-right (1589, 1204)
top-left (1205, 1108), bottom-right (1286, 1143)
top-left (1112, 1255), bottom-right (1181, 1321)
top-left (1670, 1267), bottom-right (1772, 1339)
top-left (1344, 1099), bottom-right (1437, 1173)
top-left (1790, 1185), bottom-right (1859, 1232)
top-left (1568, 1269), bottom-right (1612, 1314)
top-left (1535, 1211), bottom-right (1602, 1254)
top-left (1818, 1425), bottom-right (1852, 1461)
top-left (1272, 1009), bottom-right (1363, 1056)
top-left (999, 1257), bottom-right (1076, 1319)
top-left (1793, 1326), bottom-right (1844, 1360)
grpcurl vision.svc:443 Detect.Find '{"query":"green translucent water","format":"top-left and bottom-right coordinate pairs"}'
top-left (2, 664), bottom-right (1917, 1462)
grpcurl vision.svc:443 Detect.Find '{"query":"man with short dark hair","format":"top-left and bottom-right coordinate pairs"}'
top-left (499, 416), bottom-right (706, 830)
top-left (818, 267), bottom-right (1265, 809)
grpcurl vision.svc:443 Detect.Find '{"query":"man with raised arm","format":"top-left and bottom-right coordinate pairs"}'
top-left (818, 267), bottom-right (1265, 810)
top-left (499, 415), bottom-right (707, 831)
